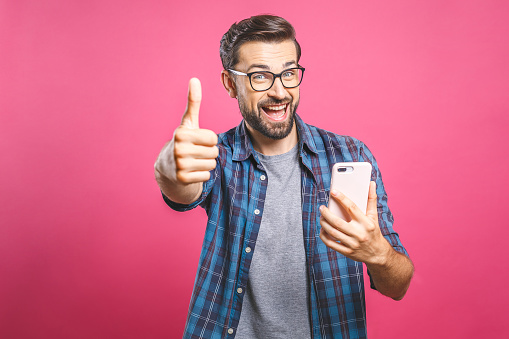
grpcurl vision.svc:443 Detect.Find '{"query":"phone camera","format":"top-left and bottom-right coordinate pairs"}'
top-left (337, 166), bottom-right (354, 173)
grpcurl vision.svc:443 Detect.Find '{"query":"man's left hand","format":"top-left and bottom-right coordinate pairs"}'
top-left (319, 181), bottom-right (392, 265)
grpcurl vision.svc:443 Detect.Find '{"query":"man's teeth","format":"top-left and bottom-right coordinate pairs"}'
top-left (265, 104), bottom-right (286, 111)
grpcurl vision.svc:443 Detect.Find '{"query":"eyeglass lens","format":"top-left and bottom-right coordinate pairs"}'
top-left (250, 68), bottom-right (303, 91)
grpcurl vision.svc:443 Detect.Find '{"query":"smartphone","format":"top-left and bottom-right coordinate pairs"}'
top-left (328, 162), bottom-right (372, 221)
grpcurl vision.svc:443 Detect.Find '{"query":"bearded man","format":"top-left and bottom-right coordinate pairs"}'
top-left (154, 14), bottom-right (414, 339)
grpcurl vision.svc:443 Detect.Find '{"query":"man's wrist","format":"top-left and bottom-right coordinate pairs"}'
top-left (367, 238), bottom-right (394, 268)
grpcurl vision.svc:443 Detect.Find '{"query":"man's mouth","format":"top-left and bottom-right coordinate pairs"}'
top-left (261, 103), bottom-right (289, 121)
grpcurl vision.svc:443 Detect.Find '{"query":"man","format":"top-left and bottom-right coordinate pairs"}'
top-left (155, 15), bottom-right (413, 339)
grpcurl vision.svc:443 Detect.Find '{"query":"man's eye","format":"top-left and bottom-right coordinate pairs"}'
top-left (282, 71), bottom-right (296, 78)
top-left (252, 73), bottom-right (269, 80)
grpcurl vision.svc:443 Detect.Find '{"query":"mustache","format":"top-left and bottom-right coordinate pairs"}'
top-left (258, 98), bottom-right (292, 107)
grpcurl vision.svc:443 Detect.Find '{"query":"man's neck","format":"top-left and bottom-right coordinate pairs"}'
top-left (246, 122), bottom-right (298, 156)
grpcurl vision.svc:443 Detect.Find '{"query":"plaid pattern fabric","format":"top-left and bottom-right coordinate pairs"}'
top-left (164, 115), bottom-right (408, 339)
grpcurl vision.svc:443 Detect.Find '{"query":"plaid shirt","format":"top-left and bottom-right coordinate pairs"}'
top-left (164, 115), bottom-right (408, 339)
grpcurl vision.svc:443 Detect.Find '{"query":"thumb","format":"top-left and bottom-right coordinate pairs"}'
top-left (366, 181), bottom-right (379, 222)
top-left (181, 78), bottom-right (202, 129)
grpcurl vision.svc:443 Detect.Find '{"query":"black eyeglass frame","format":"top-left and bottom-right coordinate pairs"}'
top-left (227, 66), bottom-right (306, 92)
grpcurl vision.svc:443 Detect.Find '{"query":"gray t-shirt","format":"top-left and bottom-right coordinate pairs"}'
top-left (236, 145), bottom-right (311, 338)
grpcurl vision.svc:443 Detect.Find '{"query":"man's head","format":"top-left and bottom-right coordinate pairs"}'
top-left (219, 15), bottom-right (301, 71)
top-left (220, 15), bottom-right (303, 141)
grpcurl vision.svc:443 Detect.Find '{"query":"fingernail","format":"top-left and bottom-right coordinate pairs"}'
top-left (319, 205), bottom-right (325, 211)
top-left (331, 190), bottom-right (337, 196)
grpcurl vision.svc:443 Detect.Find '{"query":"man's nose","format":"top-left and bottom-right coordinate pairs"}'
top-left (267, 77), bottom-right (287, 99)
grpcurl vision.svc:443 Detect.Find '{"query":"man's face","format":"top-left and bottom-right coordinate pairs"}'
top-left (233, 40), bottom-right (300, 140)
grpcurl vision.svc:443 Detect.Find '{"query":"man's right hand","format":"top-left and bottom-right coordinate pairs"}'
top-left (154, 78), bottom-right (219, 204)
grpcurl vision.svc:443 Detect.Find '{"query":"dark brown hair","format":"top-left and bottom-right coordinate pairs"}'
top-left (219, 15), bottom-right (301, 70)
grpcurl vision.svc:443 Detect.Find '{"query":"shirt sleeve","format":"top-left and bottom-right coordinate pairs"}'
top-left (358, 141), bottom-right (410, 290)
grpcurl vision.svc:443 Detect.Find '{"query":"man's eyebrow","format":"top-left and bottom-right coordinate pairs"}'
top-left (247, 61), bottom-right (297, 72)
top-left (283, 61), bottom-right (297, 68)
top-left (247, 64), bottom-right (270, 72)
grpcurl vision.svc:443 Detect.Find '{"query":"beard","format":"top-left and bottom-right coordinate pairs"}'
top-left (238, 96), bottom-right (299, 140)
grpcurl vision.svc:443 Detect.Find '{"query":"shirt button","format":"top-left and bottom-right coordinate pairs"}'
top-left (245, 247), bottom-right (251, 253)
top-left (260, 174), bottom-right (266, 181)
top-left (228, 328), bottom-right (234, 334)
top-left (254, 209), bottom-right (260, 215)
top-left (237, 287), bottom-right (243, 294)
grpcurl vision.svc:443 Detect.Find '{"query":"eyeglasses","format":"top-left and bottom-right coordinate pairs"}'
top-left (227, 67), bottom-right (305, 92)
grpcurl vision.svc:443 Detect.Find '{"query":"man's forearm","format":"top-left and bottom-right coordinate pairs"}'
top-left (154, 164), bottom-right (203, 205)
top-left (366, 248), bottom-right (414, 301)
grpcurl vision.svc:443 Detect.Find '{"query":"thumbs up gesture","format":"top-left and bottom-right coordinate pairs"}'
top-left (154, 78), bottom-right (219, 204)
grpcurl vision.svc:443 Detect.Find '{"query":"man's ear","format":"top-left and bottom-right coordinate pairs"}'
top-left (221, 70), bottom-right (237, 99)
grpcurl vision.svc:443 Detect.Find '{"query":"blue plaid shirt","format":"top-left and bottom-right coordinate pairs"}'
top-left (164, 115), bottom-right (408, 339)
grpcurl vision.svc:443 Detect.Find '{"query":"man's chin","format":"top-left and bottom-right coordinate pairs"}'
top-left (253, 112), bottom-right (295, 140)
top-left (240, 100), bottom-right (298, 140)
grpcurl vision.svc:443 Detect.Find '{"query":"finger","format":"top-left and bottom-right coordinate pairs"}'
top-left (319, 216), bottom-right (358, 248)
top-left (319, 205), bottom-right (354, 237)
top-left (176, 170), bottom-right (211, 184)
top-left (330, 190), bottom-right (365, 221)
top-left (319, 229), bottom-right (353, 256)
top-left (178, 144), bottom-right (219, 159)
top-left (193, 129), bottom-right (218, 146)
top-left (175, 127), bottom-right (218, 147)
top-left (366, 181), bottom-right (379, 222)
top-left (181, 78), bottom-right (202, 129)
top-left (176, 158), bottom-right (217, 172)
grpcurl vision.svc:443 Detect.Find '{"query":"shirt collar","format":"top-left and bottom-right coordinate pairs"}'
top-left (232, 114), bottom-right (318, 162)
top-left (295, 114), bottom-right (318, 155)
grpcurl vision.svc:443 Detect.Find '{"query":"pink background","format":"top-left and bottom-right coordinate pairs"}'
top-left (1, 0), bottom-right (508, 338)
